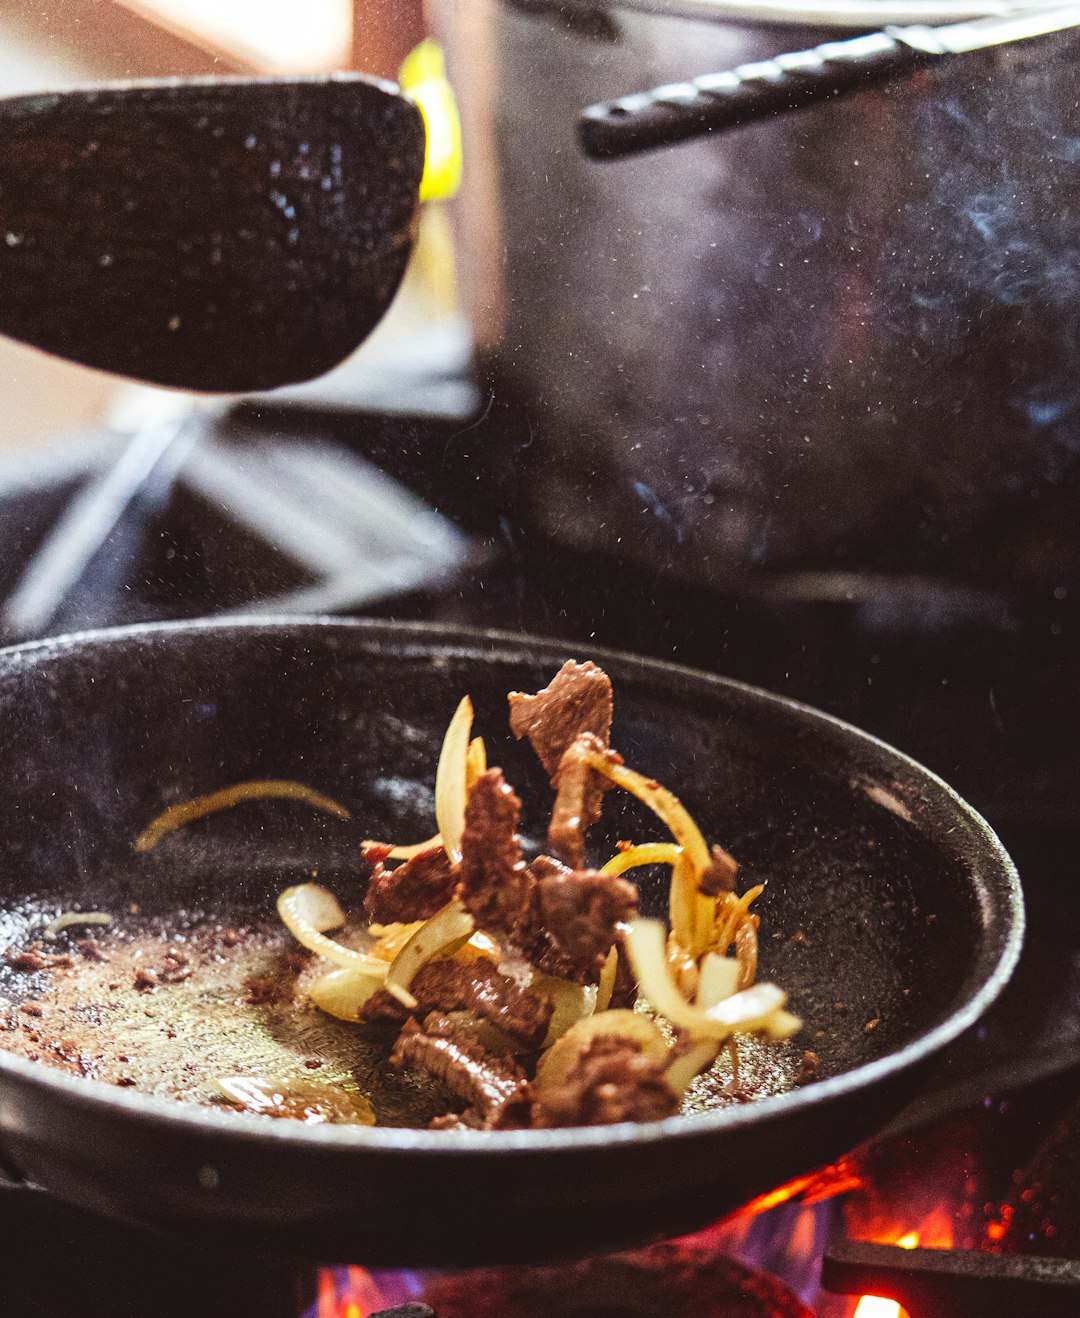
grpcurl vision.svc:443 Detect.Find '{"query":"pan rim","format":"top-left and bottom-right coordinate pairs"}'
top-left (0, 614), bottom-right (1024, 1157)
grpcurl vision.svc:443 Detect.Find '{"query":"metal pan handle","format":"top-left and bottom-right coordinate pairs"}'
top-left (578, 7), bottom-right (1080, 159)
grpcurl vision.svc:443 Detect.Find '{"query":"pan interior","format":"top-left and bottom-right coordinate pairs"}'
top-left (0, 623), bottom-right (1011, 1128)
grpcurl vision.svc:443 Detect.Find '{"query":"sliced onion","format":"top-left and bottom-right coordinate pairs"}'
top-left (361, 736), bottom-right (486, 861)
top-left (308, 967), bottom-right (386, 1021)
top-left (362, 834), bottom-right (442, 861)
top-left (435, 696), bottom-right (474, 863)
top-left (43, 911), bottom-right (112, 939)
top-left (759, 1008), bottom-right (803, 1041)
top-left (735, 917), bottom-right (759, 990)
top-left (696, 952), bottom-right (740, 1009)
top-left (277, 885), bottom-right (389, 976)
top-left (369, 920), bottom-right (426, 960)
top-left (283, 883), bottom-right (346, 932)
top-left (666, 934), bottom-right (699, 999)
top-left (535, 1008), bottom-right (669, 1091)
top-left (466, 735), bottom-right (487, 788)
top-left (599, 842), bottom-right (682, 877)
top-left (579, 750), bottom-right (711, 875)
top-left (535, 974), bottom-right (598, 1047)
top-left (384, 898), bottom-right (475, 1009)
top-left (627, 919), bottom-right (791, 1041)
top-left (595, 945), bottom-right (618, 1013)
top-left (710, 884), bottom-right (765, 957)
top-left (453, 930), bottom-right (501, 963)
top-left (135, 780), bottom-right (350, 852)
top-left (217, 1076), bottom-right (375, 1125)
top-left (706, 982), bottom-right (788, 1032)
top-left (664, 1039), bottom-right (720, 1097)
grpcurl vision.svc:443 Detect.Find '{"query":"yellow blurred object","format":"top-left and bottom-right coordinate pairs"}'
top-left (399, 39), bottom-right (463, 202)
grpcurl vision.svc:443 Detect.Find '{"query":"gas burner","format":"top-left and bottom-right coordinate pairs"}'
top-left (0, 415), bottom-right (472, 640)
top-left (419, 1245), bottom-right (812, 1317)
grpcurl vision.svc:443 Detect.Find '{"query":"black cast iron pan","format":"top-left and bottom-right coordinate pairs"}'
top-left (0, 618), bottom-right (1021, 1265)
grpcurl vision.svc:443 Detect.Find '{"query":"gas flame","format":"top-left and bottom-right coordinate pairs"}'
top-left (852, 1208), bottom-right (954, 1318)
top-left (315, 1266), bottom-right (387, 1318)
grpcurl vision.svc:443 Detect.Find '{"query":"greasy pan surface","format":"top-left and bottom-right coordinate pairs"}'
top-left (0, 619), bottom-right (1021, 1264)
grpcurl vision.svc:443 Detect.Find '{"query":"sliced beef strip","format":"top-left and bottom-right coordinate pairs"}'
top-left (699, 843), bottom-right (739, 897)
top-left (548, 734), bottom-right (622, 867)
top-left (519, 857), bottom-right (637, 983)
top-left (508, 660), bottom-right (613, 779)
top-left (457, 768), bottom-right (532, 934)
top-left (360, 959), bottom-right (553, 1049)
top-left (531, 1035), bottom-right (680, 1128)
top-left (392, 1013), bottom-right (531, 1130)
top-left (363, 844), bottom-right (457, 924)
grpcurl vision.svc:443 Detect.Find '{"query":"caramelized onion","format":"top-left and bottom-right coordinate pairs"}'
top-left (627, 919), bottom-right (794, 1042)
top-left (384, 898), bottom-right (475, 1009)
top-left (277, 885), bottom-right (389, 976)
top-left (435, 696), bottom-right (474, 863)
top-left (135, 780), bottom-right (349, 852)
top-left (308, 967), bottom-right (386, 1021)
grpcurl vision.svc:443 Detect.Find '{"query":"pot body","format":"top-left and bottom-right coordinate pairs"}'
top-left (435, 0), bottom-right (1080, 586)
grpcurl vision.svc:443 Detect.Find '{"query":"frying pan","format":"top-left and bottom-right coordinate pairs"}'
top-left (0, 618), bottom-right (1021, 1265)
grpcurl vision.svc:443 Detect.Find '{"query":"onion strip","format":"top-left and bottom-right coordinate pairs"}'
top-left (362, 835), bottom-right (441, 861)
top-left (135, 780), bottom-right (350, 852)
top-left (466, 735), bottom-right (487, 787)
top-left (710, 884), bottom-right (765, 956)
top-left (579, 750), bottom-right (711, 875)
top-left (307, 967), bottom-right (387, 1021)
top-left (384, 898), bottom-right (475, 1009)
top-left (277, 885), bottom-right (389, 976)
top-left (362, 738), bottom-right (487, 859)
top-left (43, 911), bottom-right (112, 939)
top-left (595, 946), bottom-right (618, 1013)
top-left (695, 951), bottom-right (740, 1009)
top-left (664, 1039), bottom-right (720, 1097)
top-left (626, 918), bottom-right (790, 1041)
top-left (536, 974), bottom-right (598, 1046)
top-left (435, 697), bottom-right (473, 863)
top-left (599, 842), bottom-right (682, 877)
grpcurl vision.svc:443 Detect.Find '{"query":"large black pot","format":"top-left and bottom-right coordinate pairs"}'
top-left (0, 618), bottom-right (1021, 1264)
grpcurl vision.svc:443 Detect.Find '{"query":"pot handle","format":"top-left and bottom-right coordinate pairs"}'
top-left (578, 7), bottom-right (1080, 159)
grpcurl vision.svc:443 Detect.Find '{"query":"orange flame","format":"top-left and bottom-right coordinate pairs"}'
top-left (852, 1209), bottom-right (954, 1318)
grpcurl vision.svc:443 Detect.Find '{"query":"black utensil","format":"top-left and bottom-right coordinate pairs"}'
top-left (579, 5), bottom-right (1080, 158)
top-left (0, 75), bottom-right (425, 390)
top-left (0, 618), bottom-right (1021, 1264)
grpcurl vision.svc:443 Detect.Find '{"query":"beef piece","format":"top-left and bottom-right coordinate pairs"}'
top-left (364, 845), bottom-right (457, 924)
top-left (6, 947), bottom-right (48, 972)
top-left (699, 844), bottom-right (738, 897)
top-left (548, 733), bottom-right (622, 867)
top-left (244, 974), bottom-right (284, 1005)
top-left (159, 949), bottom-right (193, 984)
top-left (75, 938), bottom-right (109, 963)
top-left (532, 1035), bottom-right (680, 1127)
top-left (795, 1051), bottom-right (819, 1086)
top-left (361, 959), bottom-right (552, 1048)
top-left (520, 858), bottom-right (637, 983)
top-left (358, 986), bottom-right (410, 1026)
top-left (410, 961), bottom-right (552, 1049)
top-left (429, 1109), bottom-right (483, 1131)
top-left (391, 1014), bottom-right (530, 1129)
top-left (457, 769), bottom-right (532, 934)
top-left (508, 660), bottom-right (614, 779)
